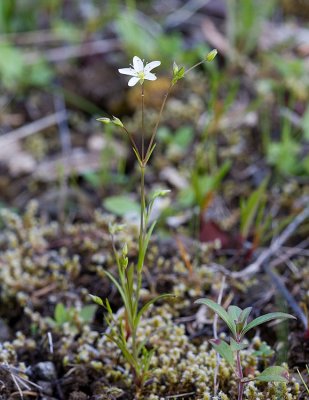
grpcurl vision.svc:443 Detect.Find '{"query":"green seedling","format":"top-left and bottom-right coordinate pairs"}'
top-left (195, 298), bottom-right (296, 400)
top-left (46, 302), bottom-right (97, 333)
top-left (239, 177), bottom-right (270, 245)
top-left (267, 115), bottom-right (302, 176)
top-left (92, 51), bottom-right (217, 393)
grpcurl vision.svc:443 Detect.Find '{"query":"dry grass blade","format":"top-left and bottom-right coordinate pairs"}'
top-left (1, 363), bottom-right (42, 400)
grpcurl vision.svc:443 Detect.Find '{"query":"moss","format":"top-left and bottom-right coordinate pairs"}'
top-left (0, 206), bottom-right (303, 399)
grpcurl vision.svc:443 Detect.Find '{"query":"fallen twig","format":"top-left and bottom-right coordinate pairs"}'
top-left (232, 206), bottom-right (309, 279)
top-left (265, 266), bottom-right (308, 330)
top-left (23, 38), bottom-right (119, 64)
top-left (0, 112), bottom-right (66, 147)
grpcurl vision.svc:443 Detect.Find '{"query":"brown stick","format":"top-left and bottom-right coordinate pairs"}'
top-left (232, 206), bottom-right (309, 279)
top-left (23, 39), bottom-right (119, 64)
top-left (0, 112), bottom-right (66, 146)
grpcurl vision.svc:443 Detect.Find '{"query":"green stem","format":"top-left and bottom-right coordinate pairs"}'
top-left (132, 164), bottom-right (146, 364)
top-left (122, 126), bottom-right (140, 159)
top-left (144, 83), bottom-right (173, 164)
top-left (236, 336), bottom-right (244, 400)
top-left (185, 60), bottom-right (205, 75)
top-left (138, 165), bottom-right (146, 274)
top-left (141, 83), bottom-right (145, 160)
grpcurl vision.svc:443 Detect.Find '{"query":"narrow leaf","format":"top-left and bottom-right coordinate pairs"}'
top-left (103, 270), bottom-right (128, 310)
top-left (135, 294), bottom-right (175, 328)
top-left (195, 298), bottom-right (236, 336)
top-left (228, 305), bottom-right (242, 323)
top-left (239, 307), bottom-right (252, 325)
top-left (242, 312), bottom-right (296, 335)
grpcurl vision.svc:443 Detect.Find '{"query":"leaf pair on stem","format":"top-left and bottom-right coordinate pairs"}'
top-left (195, 298), bottom-right (295, 400)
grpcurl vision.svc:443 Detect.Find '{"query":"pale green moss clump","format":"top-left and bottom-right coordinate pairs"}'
top-left (0, 205), bottom-right (302, 399)
top-left (92, 305), bottom-right (300, 399)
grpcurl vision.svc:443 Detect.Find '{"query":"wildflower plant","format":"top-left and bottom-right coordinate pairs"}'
top-left (92, 51), bottom-right (217, 392)
top-left (195, 298), bottom-right (296, 400)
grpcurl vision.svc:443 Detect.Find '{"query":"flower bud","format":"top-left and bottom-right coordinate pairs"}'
top-left (122, 243), bottom-right (128, 256)
top-left (205, 49), bottom-right (218, 62)
top-left (173, 61), bottom-right (179, 75)
top-left (112, 116), bottom-right (124, 128)
top-left (96, 117), bottom-right (111, 124)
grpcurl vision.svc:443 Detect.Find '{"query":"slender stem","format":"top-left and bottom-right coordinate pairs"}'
top-left (141, 83), bottom-right (145, 161)
top-left (236, 337), bottom-right (244, 400)
top-left (144, 83), bottom-right (173, 164)
top-left (132, 165), bottom-right (146, 365)
top-left (185, 60), bottom-right (205, 75)
top-left (122, 126), bottom-right (140, 159)
top-left (139, 165), bottom-right (146, 264)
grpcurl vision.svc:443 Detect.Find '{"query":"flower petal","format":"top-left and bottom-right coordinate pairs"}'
top-left (118, 68), bottom-right (137, 76)
top-left (144, 61), bottom-right (161, 73)
top-left (133, 56), bottom-right (144, 72)
top-left (128, 76), bottom-right (140, 86)
top-left (144, 72), bottom-right (157, 81)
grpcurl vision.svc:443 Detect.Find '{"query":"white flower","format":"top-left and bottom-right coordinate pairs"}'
top-left (118, 56), bottom-right (161, 87)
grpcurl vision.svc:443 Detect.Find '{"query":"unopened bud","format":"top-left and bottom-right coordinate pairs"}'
top-left (122, 243), bottom-right (128, 256)
top-left (205, 49), bottom-right (218, 62)
top-left (173, 61), bottom-right (179, 75)
top-left (112, 116), bottom-right (124, 128)
top-left (97, 117), bottom-right (111, 124)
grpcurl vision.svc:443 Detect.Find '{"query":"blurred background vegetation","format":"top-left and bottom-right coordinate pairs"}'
top-left (0, 0), bottom-right (308, 226)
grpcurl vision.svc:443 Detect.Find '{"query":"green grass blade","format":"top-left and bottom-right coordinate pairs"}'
top-left (135, 294), bottom-right (175, 328)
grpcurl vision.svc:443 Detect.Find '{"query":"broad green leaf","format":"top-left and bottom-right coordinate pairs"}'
top-left (89, 294), bottom-right (104, 307)
top-left (79, 305), bottom-right (97, 322)
top-left (242, 312), bottom-right (296, 335)
top-left (255, 366), bottom-right (289, 382)
top-left (54, 303), bottom-right (68, 325)
top-left (228, 305), bottom-right (242, 323)
top-left (195, 298), bottom-right (236, 336)
top-left (209, 338), bottom-right (235, 368)
top-left (230, 338), bottom-right (248, 352)
top-left (174, 126), bottom-right (193, 148)
top-left (239, 307), bottom-right (252, 325)
top-left (103, 196), bottom-right (139, 217)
